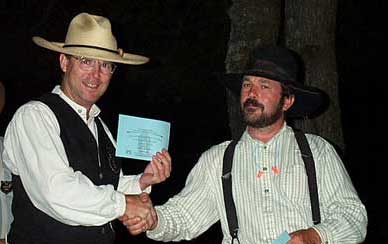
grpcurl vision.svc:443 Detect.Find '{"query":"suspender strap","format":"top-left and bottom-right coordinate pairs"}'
top-left (293, 129), bottom-right (321, 225)
top-left (222, 139), bottom-right (240, 241)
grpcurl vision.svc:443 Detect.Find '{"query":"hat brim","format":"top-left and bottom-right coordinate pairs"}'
top-left (220, 72), bottom-right (329, 118)
top-left (33, 36), bottom-right (149, 65)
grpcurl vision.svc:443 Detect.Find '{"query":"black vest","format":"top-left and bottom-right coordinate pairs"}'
top-left (9, 93), bottom-right (121, 244)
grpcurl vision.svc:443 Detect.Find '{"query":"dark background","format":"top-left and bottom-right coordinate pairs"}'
top-left (0, 1), bottom-right (385, 243)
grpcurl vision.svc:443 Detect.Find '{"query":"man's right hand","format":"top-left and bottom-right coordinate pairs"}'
top-left (119, 192), bottom-right (158, 235)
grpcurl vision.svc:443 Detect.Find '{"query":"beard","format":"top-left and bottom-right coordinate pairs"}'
top-left (242, 96), bottom-right (285, 128)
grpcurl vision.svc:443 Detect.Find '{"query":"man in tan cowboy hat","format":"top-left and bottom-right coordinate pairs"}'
top-left (2, 12), bottom-right (171, 244)
top-left (122, 45), bottom-right (367, 244)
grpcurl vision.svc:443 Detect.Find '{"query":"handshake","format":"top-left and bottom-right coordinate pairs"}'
top-left (119, 193), bottom-right (158, 235)
top-left (119, 149), bottom-right (171, 234)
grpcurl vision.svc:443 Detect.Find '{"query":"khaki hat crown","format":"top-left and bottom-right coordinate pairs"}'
top-left (64, 13), bottom-right (118, 51)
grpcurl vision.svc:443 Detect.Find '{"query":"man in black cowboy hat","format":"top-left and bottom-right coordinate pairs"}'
top-left (2, 13), bottom-right (171, 244)
top-left (122, 45), bottom-right (367, 243)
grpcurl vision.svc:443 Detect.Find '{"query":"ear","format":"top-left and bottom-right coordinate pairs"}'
top-left (283, 95), bottom-right (295, 112)
top-left (59, 54), bottom-right (69, 72)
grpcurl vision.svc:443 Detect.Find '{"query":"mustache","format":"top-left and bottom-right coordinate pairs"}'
top-left (243, 98), bottom-right (264, 110)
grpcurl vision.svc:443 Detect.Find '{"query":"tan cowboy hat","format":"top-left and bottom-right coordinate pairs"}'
top-left (32, 12), bottom-right (149, 65)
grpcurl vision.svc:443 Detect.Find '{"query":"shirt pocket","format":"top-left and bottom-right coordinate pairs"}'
top-left (275, 164), bottom-right (310, 205)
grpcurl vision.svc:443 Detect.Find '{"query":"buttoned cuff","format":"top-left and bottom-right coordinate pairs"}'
top-left (312, 226), bottom-right (329, 244)
top-left (116, 192), bottom-right (127, 217)
top-left (146, 208), bottom-right (164, 238)
top-left (136, 174), bottom-right (152, 193)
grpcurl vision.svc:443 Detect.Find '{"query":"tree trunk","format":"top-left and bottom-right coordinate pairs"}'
top-left (284, 0), bottom-right (344, 149)
top-left (225, 0), bottom-right (281, 139)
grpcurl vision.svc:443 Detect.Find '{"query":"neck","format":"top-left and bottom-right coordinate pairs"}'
top-left (59, 85), bottom-right (92, 119)
top-left (247, 119), bottom-right (285, 143)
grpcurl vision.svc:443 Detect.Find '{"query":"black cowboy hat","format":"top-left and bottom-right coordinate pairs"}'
top-left (222, 45), bottom-right (328, 118)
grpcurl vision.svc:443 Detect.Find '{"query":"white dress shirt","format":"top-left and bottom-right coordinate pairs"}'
top-left (2, 86), bottom-right (147, 226)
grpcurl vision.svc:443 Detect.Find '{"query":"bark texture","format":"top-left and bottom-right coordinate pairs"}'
top-left (284, 0), bottom-right (343, 149)
top-left (225, 0), bottom-right (282, 139)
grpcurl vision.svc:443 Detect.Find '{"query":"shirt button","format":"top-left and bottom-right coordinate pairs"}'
top-left (264, 189), bottom-right (269, 193)
top-left (78, 109), bottom-right (82, 113)
top-left (263, 167), bottom-right (267, 171)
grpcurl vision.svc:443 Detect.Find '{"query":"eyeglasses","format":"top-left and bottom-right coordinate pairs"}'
top-left (71, 56), bottom-right (117, 74)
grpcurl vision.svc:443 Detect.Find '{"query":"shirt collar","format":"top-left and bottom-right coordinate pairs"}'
top-left (241, 122), bottom-right (289, 145)
top-left (52, 85), bottom-right (101, 121)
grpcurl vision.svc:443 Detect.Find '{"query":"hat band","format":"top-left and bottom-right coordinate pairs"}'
top-left (63, 44), bottom-right (118, 54)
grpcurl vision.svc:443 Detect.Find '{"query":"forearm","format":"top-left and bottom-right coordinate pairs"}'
top-left (9, 142), bottom-right (127, 225)
top-left (147, 187), bottom-right (218, 241)
top-left (314, 139), bottom-right (368, 243)
top-left (147, 204), bottom-right (206, 242)
top-left (312, 203), bottom-right (367, 243)
top-left (316, 177), bottom-right (368, 242)
top-left (24, 173), bottom-right (126, 225)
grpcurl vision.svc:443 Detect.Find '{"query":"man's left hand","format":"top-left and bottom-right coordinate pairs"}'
top-left (139, 149), bottom-right (171, 190)
top-left (288, 228), bottom-right (321, 244)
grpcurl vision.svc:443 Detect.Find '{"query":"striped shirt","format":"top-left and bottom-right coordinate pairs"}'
top-left (147, 123), bottom-right (367, 243)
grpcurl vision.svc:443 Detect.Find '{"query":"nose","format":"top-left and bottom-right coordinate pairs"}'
top-left (91, 62), bottom-right (103, 77)
top-left (247, 84), bottom-right (258, 97)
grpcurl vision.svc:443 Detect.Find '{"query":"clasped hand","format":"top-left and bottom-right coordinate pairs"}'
top-left (119, 193), bottom-right (157, 235)
top-left (119, 150), bottom-right (171, 235)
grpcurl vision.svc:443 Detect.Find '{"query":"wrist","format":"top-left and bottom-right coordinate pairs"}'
top-left (310, 227), bottom-right (323, 244)
top-left (117, 192), bottom-right (127, 217)
top-left (150, 213), bottom-right (158, 230)
top-left (139, 175), bottom-right (148, 190)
